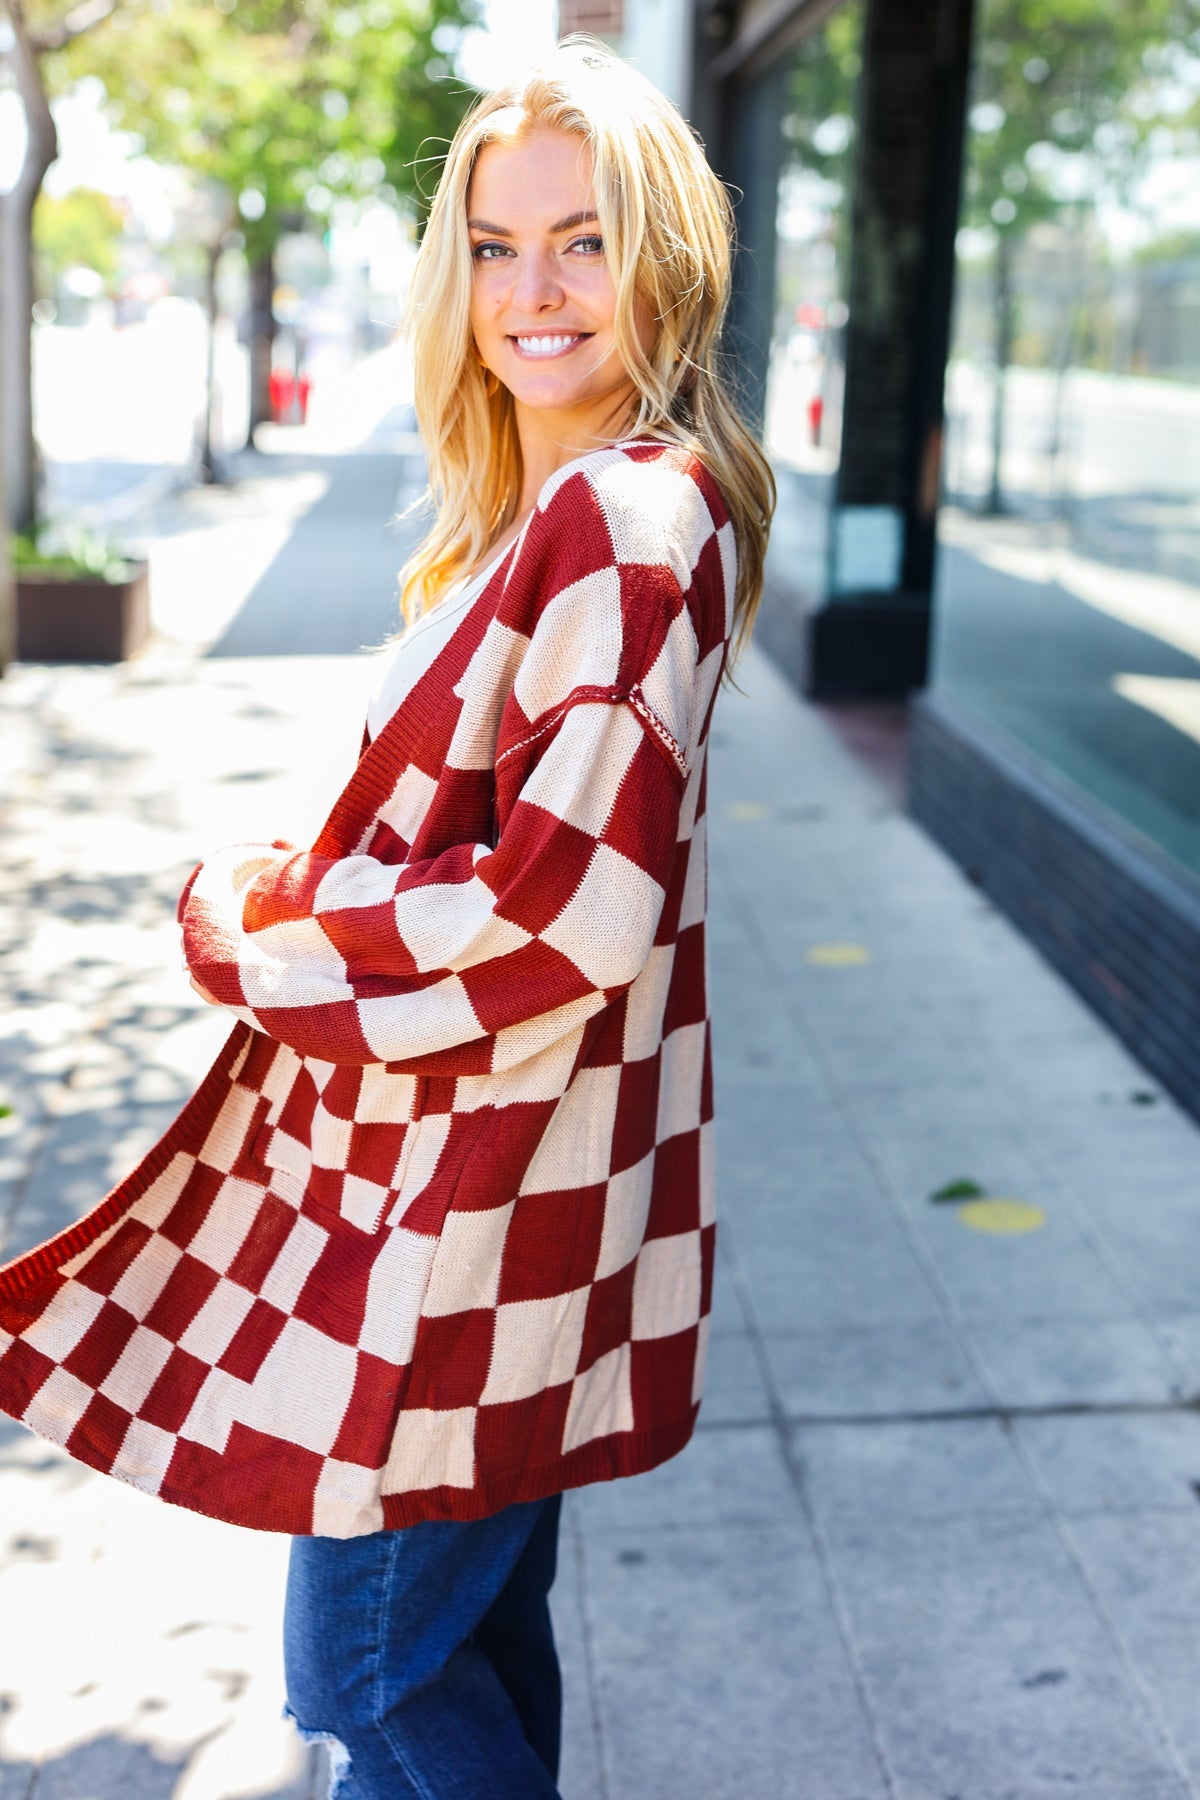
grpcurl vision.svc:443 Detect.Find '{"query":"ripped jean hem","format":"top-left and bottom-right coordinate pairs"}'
top-left (284, 1704), bottom-right (352, 1800)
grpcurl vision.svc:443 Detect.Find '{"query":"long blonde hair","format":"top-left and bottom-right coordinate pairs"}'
top-left (401, 38), bottom-right (774, 660)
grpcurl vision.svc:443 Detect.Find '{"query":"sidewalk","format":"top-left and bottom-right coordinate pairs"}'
top-left (4, 406), bottom-right (1200, 1798)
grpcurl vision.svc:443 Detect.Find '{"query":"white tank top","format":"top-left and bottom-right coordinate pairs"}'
top-left (366, 546), bottom-right (509, 743)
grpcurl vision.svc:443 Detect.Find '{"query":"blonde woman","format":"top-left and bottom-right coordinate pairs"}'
top-left (0, 39), bottom-right (772, 1800)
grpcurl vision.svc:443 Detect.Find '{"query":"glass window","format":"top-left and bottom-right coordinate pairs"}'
top-left (933, 0), bottom-right (1200, 883)
top-left (761, 2), bottom-right (864, 616)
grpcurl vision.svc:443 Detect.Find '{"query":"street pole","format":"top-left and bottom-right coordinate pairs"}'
top-left (187, 182), bottom-right (234, 485)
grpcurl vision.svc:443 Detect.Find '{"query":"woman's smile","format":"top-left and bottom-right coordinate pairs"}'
top-left (510, 332), bottom-right (593, 359)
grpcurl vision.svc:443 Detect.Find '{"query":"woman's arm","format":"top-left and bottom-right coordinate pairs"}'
top-left (179, 454), bottom-right (730, 1072)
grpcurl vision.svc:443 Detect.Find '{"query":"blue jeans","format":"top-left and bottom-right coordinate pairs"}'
top-left (284, 1495), bottom-right (563, 1800)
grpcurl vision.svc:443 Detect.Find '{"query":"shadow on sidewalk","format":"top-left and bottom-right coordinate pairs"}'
top-left (205, 449), bottom-right (427, 659)
top-left (0, 1736), bottom-right (188, 1800)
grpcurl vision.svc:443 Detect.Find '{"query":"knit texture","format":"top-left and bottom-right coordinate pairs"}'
top-left (0, 441), bottom-right (733, 1536)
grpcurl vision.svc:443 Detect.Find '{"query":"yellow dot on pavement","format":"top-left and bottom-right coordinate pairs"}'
top-left (727, 801), bottom-right (769, 820)
top-left (957, 1199), bottom-right (1046, 1234)
top-left (805, 943), bottom-right (873, 967)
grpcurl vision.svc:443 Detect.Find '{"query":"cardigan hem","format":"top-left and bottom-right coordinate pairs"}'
top-left (0, 1379), bottom-right (700, 1536)
top-left (147, 1409), bottom-right (702, 1535)
top-left (374, 1408), bottom-right (700, 1531)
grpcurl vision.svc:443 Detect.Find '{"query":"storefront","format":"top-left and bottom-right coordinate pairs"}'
top-left (911, 0), bottom-right (1200, 1115)
top-left (696, 0), bottom-right (973, 694)
top-left (691, 0), bottom-right (1200, 1117)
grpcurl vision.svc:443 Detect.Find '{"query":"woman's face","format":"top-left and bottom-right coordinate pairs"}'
top-left (467, 126), bottom-right (654, 439)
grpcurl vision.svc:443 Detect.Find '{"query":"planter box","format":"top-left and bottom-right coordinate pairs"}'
top-left (16, 561), bottom-right (150, 663)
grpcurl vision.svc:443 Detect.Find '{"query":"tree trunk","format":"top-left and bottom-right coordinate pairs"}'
top-left (0, 14), bottom-right (58, 535)
top-left (245, 247), bottom-right (276, 448)
top-left (0, 427), bottom-right (12, 672)
top-left (0, 171), bottom-right (15, 670)
top-left (199, 243), bottom-right (222, 483)
top-left (986, 227), bottom-right (1015, 516)
top-left (1048, 205), bottom-right (1086, 486)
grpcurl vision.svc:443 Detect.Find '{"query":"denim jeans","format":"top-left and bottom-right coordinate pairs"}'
top-left (283, 1495), bottom-right (563, 1800)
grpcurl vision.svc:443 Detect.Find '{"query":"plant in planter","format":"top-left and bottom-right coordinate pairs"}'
top-left (14, 525), bottom-right (150, 663)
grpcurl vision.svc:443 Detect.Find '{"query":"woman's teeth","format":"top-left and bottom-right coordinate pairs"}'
top-left (514, 335), bottom-right (582, 357)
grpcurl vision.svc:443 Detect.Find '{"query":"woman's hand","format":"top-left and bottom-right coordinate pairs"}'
top-left (182, 932), bottom-right (221, 1006)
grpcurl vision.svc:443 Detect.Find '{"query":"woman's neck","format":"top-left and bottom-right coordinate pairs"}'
top-left (474, 396), bottom-right (672, 579)
top-left (512, 392), bottom-right (644, 518)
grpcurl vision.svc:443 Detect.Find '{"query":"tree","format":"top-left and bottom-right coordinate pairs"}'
top-left (0, 0), bottom-right (477, 532)
top-left (378, 1), bottom-right (478, 222)
top-left (0, 403), bottom-right (11, 670)
top-left (0, 0), bottom-right (119, 534)
top-left (34, 182), bottom-right (124, 297)
top-left (959, 0), bottom-right (1200, 510)
top-left (779, 0), bottom-right (863, 291)
top-left (71, 0), bottom-right (478, 448)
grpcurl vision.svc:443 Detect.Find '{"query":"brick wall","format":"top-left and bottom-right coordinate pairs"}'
top-left (557, 0), bottom-right (624, 39)
top-left (910, 691), bottom-right (1200, 1123)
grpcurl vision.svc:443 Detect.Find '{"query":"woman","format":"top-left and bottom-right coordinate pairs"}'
top-left (0, 39), bottom-right (772, 1800)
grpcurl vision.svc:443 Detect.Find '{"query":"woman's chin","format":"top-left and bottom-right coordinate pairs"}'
top-left (507, 388), bottom-right (595, 421)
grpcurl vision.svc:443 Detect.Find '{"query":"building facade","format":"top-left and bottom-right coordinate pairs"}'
top-left (558, 0), bottom-right (692, 109)
top-left (665, 0), bottom-right (1200, 1118)
top-left (554, 3), bottom-right (1200, 1123)
top-left (910, 0), bottom-right (1200, 1123)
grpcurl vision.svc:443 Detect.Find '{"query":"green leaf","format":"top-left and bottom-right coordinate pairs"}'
top-left (929, 1177), bottom-right (987, 1203)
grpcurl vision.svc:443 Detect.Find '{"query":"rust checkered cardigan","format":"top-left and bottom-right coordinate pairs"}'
top-left (0, 441), bottom-right (733, 1535)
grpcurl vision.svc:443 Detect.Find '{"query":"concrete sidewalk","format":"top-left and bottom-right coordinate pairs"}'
top-left (3, 413), bottom-right (1200, 1798)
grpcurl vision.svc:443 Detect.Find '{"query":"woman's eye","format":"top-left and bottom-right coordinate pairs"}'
top-left (568, 235), bottom-right (604, 256)
top-left (472, 242), bottom-right (513, 261)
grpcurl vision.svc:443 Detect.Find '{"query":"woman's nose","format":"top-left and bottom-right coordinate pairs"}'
top-left (512, 252), bottom-right (563, 312)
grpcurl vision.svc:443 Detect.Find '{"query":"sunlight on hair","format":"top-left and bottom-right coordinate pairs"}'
top-left (459, 0), bottom-right (559, 92)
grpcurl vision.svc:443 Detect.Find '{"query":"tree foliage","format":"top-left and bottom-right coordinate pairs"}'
top-left (50, 0), bottom-right (480, 255)
top-left (962, 0), bottom-right (1200, 242)
top-left (34, 184), bottom-right (124, 294)
top-left (781, 3), bottom-right (863, 187)
top-left (774, 5), bottom-right (863, 323)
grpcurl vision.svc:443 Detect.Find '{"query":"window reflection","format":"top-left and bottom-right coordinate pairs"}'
top-left (934, 0), bottom-right (1200, 880)
top-left (762, 4), bottom-right (863, 613)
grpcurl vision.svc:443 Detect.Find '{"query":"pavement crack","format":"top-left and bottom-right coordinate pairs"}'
top-left (568, 1507), bottom-right (613, 1800)
top-left (696, 1394), bottom-right (1200, 1431)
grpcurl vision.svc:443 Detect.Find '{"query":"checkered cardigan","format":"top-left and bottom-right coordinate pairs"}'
top-left (0, 441), bottom-right (733, 1536)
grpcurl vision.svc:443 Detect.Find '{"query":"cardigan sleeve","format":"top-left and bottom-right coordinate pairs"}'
top-left (180, 456), bottom-right (729, 1074)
